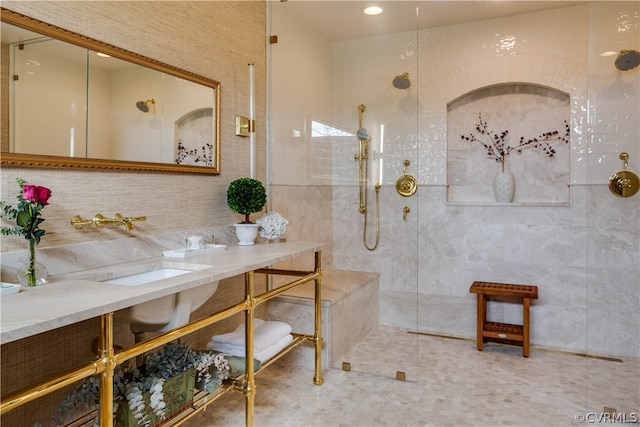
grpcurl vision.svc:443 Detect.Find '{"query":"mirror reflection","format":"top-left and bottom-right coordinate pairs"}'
top-left (1, 9), bottom-right (220, 173)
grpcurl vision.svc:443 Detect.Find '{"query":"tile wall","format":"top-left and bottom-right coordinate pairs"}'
top-left (269, 2), bottom-right (639, 358)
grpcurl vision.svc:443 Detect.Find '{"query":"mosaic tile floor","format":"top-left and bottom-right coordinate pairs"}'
top-left (186, 325), bottom-right (639, 427)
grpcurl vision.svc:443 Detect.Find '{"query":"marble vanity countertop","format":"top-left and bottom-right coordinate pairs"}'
top-left (0, 241), bottom-right (328, 344)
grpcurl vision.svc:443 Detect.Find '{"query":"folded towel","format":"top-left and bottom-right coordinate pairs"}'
top-left (206, 341), bottom-right (242, 355)
top-left (212, 318), bottom-right (265, 338)
top-left (207, 334), bottom-right (293, 363)
top-left (209, 319), bottom-right (292, 353)
top-left (255, 334), bottom-right (293, 362)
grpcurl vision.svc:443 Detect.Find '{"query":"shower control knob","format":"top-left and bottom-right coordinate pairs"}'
top-left (396, 159), bottom-right (417, 197)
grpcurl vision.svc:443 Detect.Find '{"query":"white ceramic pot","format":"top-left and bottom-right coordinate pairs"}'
top-left (234, 223), bottom-right (260, 246)
top-left (493, 170), bottom-right (515, 202)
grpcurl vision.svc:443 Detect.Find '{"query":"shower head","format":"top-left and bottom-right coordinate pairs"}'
top-left (392, 72), bottom-right (411, 89)
top-left (615, 50), bottom-right (640, 71)
top-left (357, 127), bottom-right (369, 141)
top-left (136, 99), bottom-right (156, 112)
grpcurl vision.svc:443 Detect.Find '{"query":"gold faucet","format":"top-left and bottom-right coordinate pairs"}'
top-left (71, 213), bottom-right (146, 230)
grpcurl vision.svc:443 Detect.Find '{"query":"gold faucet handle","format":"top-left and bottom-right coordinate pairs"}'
top-left (125, 215), bottom-right (146, 230)
top-left (71, 215), bottom-right (92, 229)
top-left (93, 213), bottom-right (107, 226)
top-left (115, 213), bottom-right (146, 230)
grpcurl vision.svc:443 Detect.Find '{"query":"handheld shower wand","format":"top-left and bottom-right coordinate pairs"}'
top-left (355, 104), bottom-right (380, 251)
top-left (356, 105), bottom-right (369, 214)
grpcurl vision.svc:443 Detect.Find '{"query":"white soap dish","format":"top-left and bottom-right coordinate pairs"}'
top-left (1, 283), bottom-right (22, 296)
top-left (162, 244), bottom-right (226, 258)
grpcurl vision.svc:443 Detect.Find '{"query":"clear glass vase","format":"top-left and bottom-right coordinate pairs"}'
top-left (16, 240), bottom-right (48, 286)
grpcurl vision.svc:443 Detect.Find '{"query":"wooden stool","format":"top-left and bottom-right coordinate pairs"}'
top-left (470, 281), bottom-right (538, 357)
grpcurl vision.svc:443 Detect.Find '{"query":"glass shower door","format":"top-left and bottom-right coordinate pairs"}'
top-left (267, 0), bottom-right (421, 381)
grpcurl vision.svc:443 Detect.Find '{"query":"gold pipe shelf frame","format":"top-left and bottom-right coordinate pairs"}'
top-left (0, 250), bottom-right (324, 427)
top-left (63, 334), bottom-right (313, 427)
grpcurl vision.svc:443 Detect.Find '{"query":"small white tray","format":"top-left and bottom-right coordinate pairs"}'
top-left (162, 244), bottom-right (226, 258)
top-left (0, 283), bottom-right (22, 296)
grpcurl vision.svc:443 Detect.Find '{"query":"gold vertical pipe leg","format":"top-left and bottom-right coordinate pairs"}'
top-left (244, 271), bottom-right (256, 426)
top-left (313, 250), bottom-right (324, 385)
top-left (98, 313), bottom-right (115, 427)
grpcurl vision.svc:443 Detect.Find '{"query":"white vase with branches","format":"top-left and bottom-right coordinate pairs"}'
top-left (461, 113), bottom-right (570, 202)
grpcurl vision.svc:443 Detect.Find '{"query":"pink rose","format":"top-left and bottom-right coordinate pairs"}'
top-left (22, 185), bottom-right (37, 202)
top-left (22, 185), bottom-right (52, 206)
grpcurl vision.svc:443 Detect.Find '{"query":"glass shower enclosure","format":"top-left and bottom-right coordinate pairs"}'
top-left (267, 0), bottom-right (639, 420)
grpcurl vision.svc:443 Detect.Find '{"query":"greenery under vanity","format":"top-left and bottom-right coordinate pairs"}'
top-left (0, 241), bottom-right (327, 426)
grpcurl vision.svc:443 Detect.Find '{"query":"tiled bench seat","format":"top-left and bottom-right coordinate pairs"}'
top-left (268, 269), bottom-right (380, 369)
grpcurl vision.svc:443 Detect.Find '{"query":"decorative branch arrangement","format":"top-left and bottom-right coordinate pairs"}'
top-left (175, 139), bottom-right (213, 166)
top-left (461, 114), bottom-right (570, 172)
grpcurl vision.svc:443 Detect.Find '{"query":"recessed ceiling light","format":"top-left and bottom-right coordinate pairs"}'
top-left (96, 52), bottom-right (111, 58)
top-left (363, 6), bottom-right (383, 16)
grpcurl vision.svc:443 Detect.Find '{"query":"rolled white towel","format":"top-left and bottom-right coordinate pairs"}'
top-left (209, 319), bottom-right (292, 353)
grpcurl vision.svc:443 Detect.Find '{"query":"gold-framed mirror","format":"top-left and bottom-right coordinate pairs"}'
top-left (1, 8), bottom-right (220, 174)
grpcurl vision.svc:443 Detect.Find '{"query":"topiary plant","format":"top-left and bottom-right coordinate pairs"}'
top-left (226, 177), bottom-right (267, 224)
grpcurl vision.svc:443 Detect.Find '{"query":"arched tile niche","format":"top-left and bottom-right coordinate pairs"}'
top-left (174, 107), bottom-right (215, 166)
top-left (446, 82), bottom-right (571, 205)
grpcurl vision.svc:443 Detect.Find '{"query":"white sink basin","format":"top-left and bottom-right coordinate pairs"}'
top-left (103, 268), bottom-right (192, 286)
top-left (71, 262), bottom-right (219, 335)
top-left (117, 279), bottom-right (219, 335)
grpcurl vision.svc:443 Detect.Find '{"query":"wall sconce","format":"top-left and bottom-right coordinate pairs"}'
top-left (235, 115), bottom-right (250, 137)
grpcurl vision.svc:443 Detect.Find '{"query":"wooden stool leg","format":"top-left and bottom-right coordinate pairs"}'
top-left (523, 298), bottom-right (530, 357)
top-left (477, 293), bottom-right (486, 351)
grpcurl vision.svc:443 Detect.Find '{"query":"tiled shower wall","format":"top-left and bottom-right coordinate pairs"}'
top-left (270, 2), bottom-right (639, 358)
